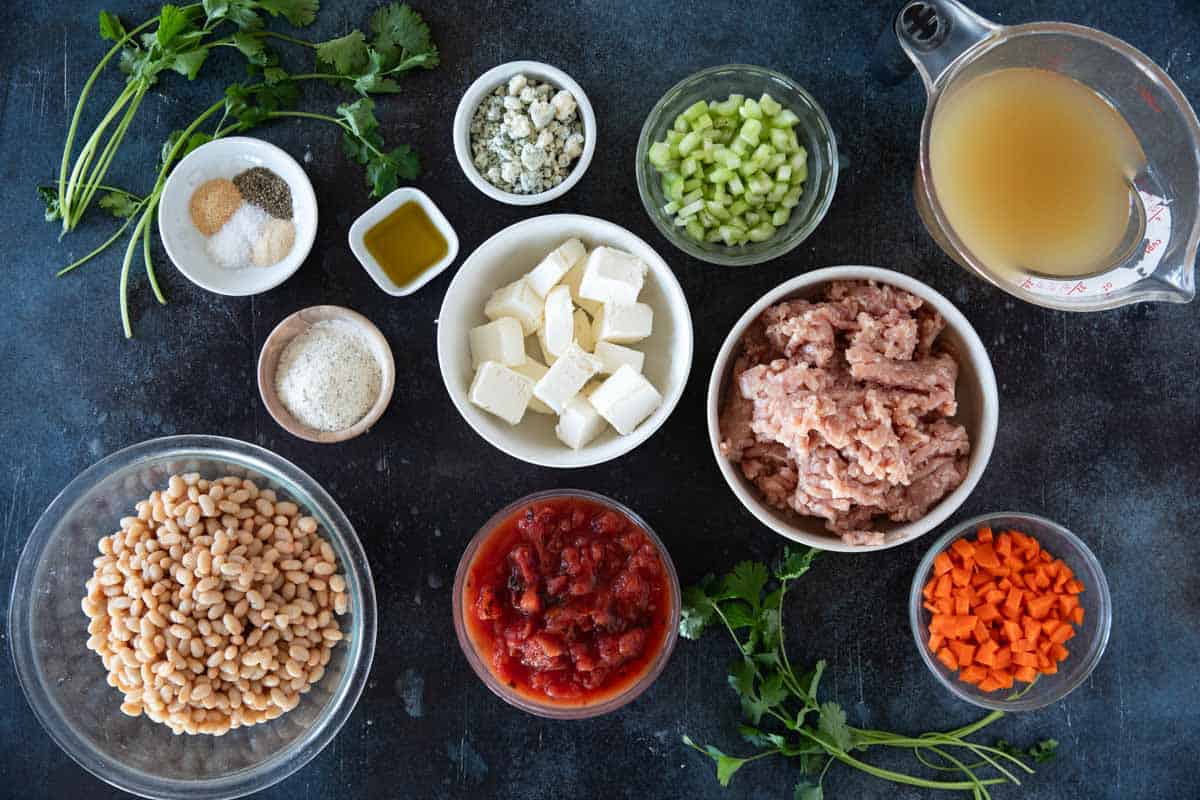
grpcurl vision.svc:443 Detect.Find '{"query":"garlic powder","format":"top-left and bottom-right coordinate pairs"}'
top-left (275, 320), bottom-right (382, 432)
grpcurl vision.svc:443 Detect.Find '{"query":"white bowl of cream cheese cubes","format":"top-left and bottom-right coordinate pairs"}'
top-left (437, 214), bottom-right (693, 468)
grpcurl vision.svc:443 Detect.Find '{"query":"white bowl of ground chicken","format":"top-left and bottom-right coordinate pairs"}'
top-left (707, 266), bottom-right (998, 553)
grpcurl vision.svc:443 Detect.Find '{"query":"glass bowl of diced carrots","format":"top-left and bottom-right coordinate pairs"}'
top-left (909, 512), bottom-right (1112, 711)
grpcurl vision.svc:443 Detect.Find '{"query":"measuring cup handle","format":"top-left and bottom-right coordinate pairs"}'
top-left (871, 17), bottom-right (917, 87)
top-left (894, 0), bottom-right (1000, 93)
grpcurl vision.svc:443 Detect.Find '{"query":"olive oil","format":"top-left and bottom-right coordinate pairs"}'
top-left (930, 67), bottom-right (1146, 278)
top-left (363, 201), bottom-right (448, 287)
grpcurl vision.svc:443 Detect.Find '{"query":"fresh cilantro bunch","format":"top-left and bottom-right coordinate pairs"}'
top-left (681, 547), bottom-right (1058, 799)
top-left (44, 2), bottom-right (438, 338)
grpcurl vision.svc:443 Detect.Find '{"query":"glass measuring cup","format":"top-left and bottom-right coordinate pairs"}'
top-left (895, 0), bottom-right (1200, 310)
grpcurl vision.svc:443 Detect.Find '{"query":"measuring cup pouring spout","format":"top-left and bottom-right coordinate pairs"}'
top-left (894, 0), bottom-right (1200, 311)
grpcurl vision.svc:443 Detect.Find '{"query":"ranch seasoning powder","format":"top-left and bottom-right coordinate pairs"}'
top-left (275, 320), bottom-right (381, 431)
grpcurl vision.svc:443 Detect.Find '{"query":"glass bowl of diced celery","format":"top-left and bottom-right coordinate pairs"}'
top-left (636, 64), bottom-right (839, 266)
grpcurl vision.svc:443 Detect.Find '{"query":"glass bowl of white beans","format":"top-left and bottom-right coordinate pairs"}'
top-left (8, 435), bottom-right (376, 800)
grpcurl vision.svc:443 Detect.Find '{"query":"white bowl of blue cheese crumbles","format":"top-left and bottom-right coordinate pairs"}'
top-left (454, 61), bottom-right (596, 205)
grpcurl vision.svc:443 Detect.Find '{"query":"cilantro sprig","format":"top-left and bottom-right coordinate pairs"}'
top-left (47, 2), bottom-right (437, 338)
top-left (681, 547), bottom-right (1059, 799)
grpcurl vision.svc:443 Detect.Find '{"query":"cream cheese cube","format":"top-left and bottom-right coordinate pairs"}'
top-left (469, 317), bottom-right (526, 369)
top-left (555, 394), bottom-right (608, 450)
top-left (526, 239), bottom-right (587, 297)
top-left (469, 361), bottom-right (533, 425)
top-left (573, 309), bottom-right (595, 352)
top-left (593, 302), bottom-right (653, 344)
top-left (542, 285), bottom-right (575, 358)
top-left (533, 344), bottom-right (601, 414)
top-left (512, 358), bottom-right (554, 414)
top-left (561, 262), bottom-right (603, 318)
top-left (484, 278), bottom-right (543, 335)
top-left (535, 328), bottom-right (558, 366)
top-left (578, 247), bottom-right (647, 305)
top-left (593, 341), bottom-right (645, 375)
top-left (589, 365), bottom-right (663, 435)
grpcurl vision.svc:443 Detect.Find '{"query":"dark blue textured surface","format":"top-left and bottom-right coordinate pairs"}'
top-left (2, 1), bottom-right (1199, 798)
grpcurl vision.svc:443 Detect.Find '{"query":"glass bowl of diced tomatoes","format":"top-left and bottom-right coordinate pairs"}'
top-left (909, 512), bottom-right (1112, 711)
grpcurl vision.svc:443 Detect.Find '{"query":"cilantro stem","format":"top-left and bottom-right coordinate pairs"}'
top-left (257, 31), bottom-right (319, 49)
top-left (143, 214), bottom-right (165, 305)
top-left (62, 82), bottom-right (140, 229)
top-left (56, 203), bottom-right (146, 277)
top-left (71, 83), bottom-right (149, 230)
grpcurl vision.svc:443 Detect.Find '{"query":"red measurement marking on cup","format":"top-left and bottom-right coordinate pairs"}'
top-left (1139, 85), bottom-right (1163, 114)
top-left (1066, 282), bottom-right (1087, 295)
top-left (1145, 238), bottom-right (1163, 255)
top-left (1147, 203), bottom-right (1166, 224)
top-left (1102, 281), bottom-right (1114, 293)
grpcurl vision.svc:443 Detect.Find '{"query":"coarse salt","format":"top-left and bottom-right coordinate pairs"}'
top-left (275, 320), bottom-right (382, 432)
top-left (207, 203), bottom-right (269, 269)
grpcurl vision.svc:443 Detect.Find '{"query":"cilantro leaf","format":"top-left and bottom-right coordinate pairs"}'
top-left (776, 545), bottom-right (819, 581)
top-left (817, 702), bottom-right (852, 752)
top-left (758, 670), bottom-right (789, 708)
top-left (159, 130), bottom-right (213, 170)
top-left (738, 725), bottom-right (785, 749)
top-left (156, 4), bottom-right (192, 48)
top-left (98, 192), bottom-right (141, 219)
top-left (336, 97), bottom-right (378, 137)
top-left (316, 30), bottom-right (369, 76)
top-left (680, 585), bottom-right (715, 640)
top-left (37, 186), bottom-right (62, 222)
top-left (369, 2), bottom-right (435, 65)
top-left (98, 11), bottom-right (127, 42)
top-left (203, 0), bottom-right (262, 29)
top-left (683, 737), bottom-right (751, 789)
top-left (257, 0), bottom-right (320, 27)
top-left (719, 561), bottom-right (769, 609)
top-left (170, 48), bottom-right (208, 79)
top-left (364, 145), bottom-right (420, 197)
top-left (794, 779), bottom-right (824, 800)
top-left (997, 738), bottom-right (1059, 764)
top-left (233, 32), bottom-right (267, 65)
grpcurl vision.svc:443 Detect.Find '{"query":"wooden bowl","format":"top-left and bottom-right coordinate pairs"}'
top-left (258, 306), bottom-right (395, 443)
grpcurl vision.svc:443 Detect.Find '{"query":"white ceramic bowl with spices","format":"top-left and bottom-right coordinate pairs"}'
top-left (258, 306), bottom-right (396, 443)
top-left (453, 61), bottom-right (597, 205)
top-left (158, 137), bottom-right (317, 296)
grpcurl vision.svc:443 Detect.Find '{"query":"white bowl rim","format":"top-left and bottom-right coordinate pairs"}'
top-left (7, 434), bottom-right (377, 800)
top-left (157, 136), bottom-right (317, 297)
top-left (706, 265), bottom-right (1000, 553)
top-left (346, 187), bottom-right (460, 296)
top-left (437, 214), bottom-right (694, 468)
top-left (452, 60), bottom-right (597, 206)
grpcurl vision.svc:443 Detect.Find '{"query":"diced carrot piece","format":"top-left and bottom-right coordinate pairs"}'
top-left (935, 598), bottom-right (953, 615)
top-left (1065, 579), bottom-right (1084, 595)
top-left (974, 640), bottom-right (998, 666)
top-left (1071, 606), bottom-right (1085, 625)
top-left (1026, 594), bottom-right (1057, 620)
top-left (1013, 638), bottom-right (1034, 653)
top-left (1032, 568), bottom-right (1051, 590)
top-left (1012, 651), bottom-right (1039, 668)
top-left (1001, 620), bottom-right (1022, 642)
top-left (993, 648), bottom-right (1012, 670)
top-left (953, 615), bottom-right (979, 638)
top-left (1024, 539), bottom-right (1041, 561)
top-left (950, 640), bottom-right (976, 665)
top-left (954, 593), bottom-right (970, 616)
top-left (974, 542), bottom-right (1000, 569)
top-left (985, 588), bottom-right (1006, 605)
top-left (1041, 619), bottom-right (1061, 637)
top-left (930, 615), bottom-right (954, 635)
top-left (1010, 531), bottom-right (1030, 548)
top-left (989, 669), bottom-right (1015, 689)
top-left (1023, 618), bottom-right (1042, 642)
top-left (1058, 595), bottom-right (1079, 614)
top-left (973, 620), bottom-right (991, 643)
top-left (1041, 660), bottom-right (1059, 675)
top-left (971, 571), bottom-right (993, 588)
top-left (951, 567), bottom-right (971, 588)
top-left (937, 647), bottom-right (958, 670)
top-left (961, 665), bottom-right (988, 683)
top-left (928, 633), bottom-right (945, 651)
top-left (978, 677), bottom-right (1001, 692)
top-left (976, 603), bottom-right (1000, 623)
top-left (995, 533), bottom-right (1012, 556)
top-left (935, 573), bottom-right (952, 598)
top-left (951, 538), bottom-right (976, 559)
top-left (1050, 625), bottom-right (1075, 644)
top-left (1003, 586), bottom-right (1023, 617)
top-left (1036, 652), bottom-right (1051, 669)
top-left (923, 577), bottom-right (937, 600)
top-left (922, 600), bottom-right (939, 613)
top-left (1037, 640), bottom-right (1053, 657)
top-left (934, 551), bottom-right (954, 575)
top-left (977, 526), bottom-right (993, 542)
top-left (1039, 550), bottom-right (1052, 563)
top-left (1004, 555), bottom-right (1026, 572)
top-left (1051, 644), bottom-right (1070, 662)
top-left (1014, 665), bottom-right (1038, 683)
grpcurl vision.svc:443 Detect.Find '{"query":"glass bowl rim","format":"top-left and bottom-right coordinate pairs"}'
top-left (635, 63), bottom-right (839, 266)
top-left (7, 434), bottom-right (378, 800)
top-left (452, 489), bottom-right (681, 719)
top-left (907, 511), bottom-right (1112, 712)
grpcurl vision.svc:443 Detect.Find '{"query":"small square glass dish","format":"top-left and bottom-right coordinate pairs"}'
top-left (348, 187), bottom-right (459, 296)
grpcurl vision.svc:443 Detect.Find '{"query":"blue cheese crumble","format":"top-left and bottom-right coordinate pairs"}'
top-left (470, 73), bottom-right (585, 195)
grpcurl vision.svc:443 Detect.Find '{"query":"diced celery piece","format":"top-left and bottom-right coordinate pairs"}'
top-left (764, 152), bottom-right (787, 172)
top-left (769, 128), bottom-right (792, 153)
top-left (737, 159), bottom-right (760, 178)
top-left (729, 199), bottom-right (749, 216)
top-left (748, 172), bottom-right (774, 195)
top-left (667, 177), bottom-right (684, 202)
top-left (692, 113), bottom-right (714, 132)
top-left (673, 115), bottom-right (690, 133)
top-left (759, 93), bottom-right (782, 117)
top-left (680, 157), bottom-right (699, 177)
top-left (748, 222), bottom-right (776, 242)
top-left (701, 138), bottom-right (716, 162)
top-left (682, 187), bottom-right (704, 203)
top-left (771, 109), bottom-right (800, 127)
top-left (682, 100), bottom-right (710, 122)
top-left (705, 200), bottom-right (730, 221)
top-left (792, 159), bottom-right (808, 184)
top-left (752, 143), bottom-right (774, 162)
top-left (744, 210), bottom-right (761, 226)
top-left (728, 94), bottom-right (745, 106)
top-left (678, 131), bottom-right (703, 156)
top-left (648, 141), bottom-right (673, 168)
top-left (712, 184), bottom-right (728, 204)
top-left (728, 214), bottom-right (747, 228)
top-left (728, 175), bottom-right (745, 196)
top-left (744, 192), bottom-right (765, 208)
top-left (706, 166), bottom-right (734, 184)
top-left (705, 227), bottom-right (725, 243)
top-left (674, 214), bottom-right (689, 227)
top-left (697, 209), bottom-right (716, 228)
top-left (789, 151), bottom-right (806, 171)
top-left (782, 186), bottom-right (803, 208)
top-left (678, 198), bottom-right (705, 218)
top-left (776, 164), bottom-right (792, 183)
top-left (766, 183), bottom-right (788, 203)
top-left (718, 225), bottom-right (741, 246)
top-left (772, 207), bottom-right (791, 226)
top-left (739, 98), bottom-right (762, 119)
top-left (738, 118), bottom-right (763, 145)
top-left (666, 130), bottom-right (684, 147)
top-left (663, 200), bottom-right (680, 215)
top-left (730, 138), bottom-right (750, 157)
top-left (685, 219), bottom-right (705, 241)
top-left (714, 148), bottom-right (740, 169)
top-left (711, 97), bottom-right (740, 116)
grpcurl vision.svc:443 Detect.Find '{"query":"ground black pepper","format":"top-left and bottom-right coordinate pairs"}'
top-left (232, 167), bottom-right (293, 219)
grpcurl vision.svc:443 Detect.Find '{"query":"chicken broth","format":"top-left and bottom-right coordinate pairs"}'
top-left (930, 67), bottom-right (1145, 278)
